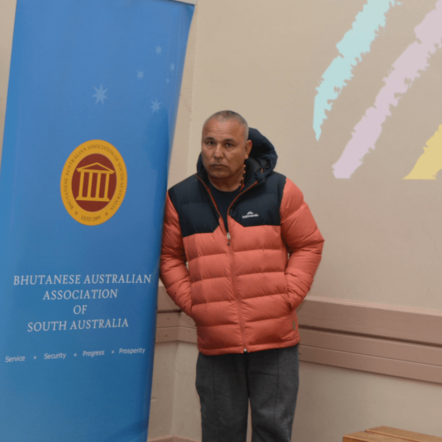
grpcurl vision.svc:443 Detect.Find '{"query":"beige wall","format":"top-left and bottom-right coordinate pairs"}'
top-left (2, 1), bottom-right (442, 441)
top-left (148, 343), bottom-right (177, 439)
top-left (295, 362), bottom-right (442, 441)
top-left (0, 0), bottom-right (16, 166)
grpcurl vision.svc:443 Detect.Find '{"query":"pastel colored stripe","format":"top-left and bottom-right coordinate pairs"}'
top-left (404, 124), bottom-right (442, 179)
top-left (333, 0), bottom-right (442, 179)
top-left (313, 0), bottom-right (398, 140)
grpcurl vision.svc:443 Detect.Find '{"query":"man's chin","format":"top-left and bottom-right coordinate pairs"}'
top-left (208, 169), bottom-right (229, 179)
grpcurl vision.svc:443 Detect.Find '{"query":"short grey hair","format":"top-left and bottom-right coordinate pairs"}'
top-left (203, 110), bottom-right (249, 140)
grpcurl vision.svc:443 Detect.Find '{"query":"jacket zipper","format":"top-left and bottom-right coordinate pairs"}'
top-left (196, 175), bottom-right (257, 353)
top-left (225, 182), bottom-right (257, 352)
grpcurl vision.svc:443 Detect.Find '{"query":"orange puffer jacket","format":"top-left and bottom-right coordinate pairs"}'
top-left (160, 129), bottom-right (324, 355)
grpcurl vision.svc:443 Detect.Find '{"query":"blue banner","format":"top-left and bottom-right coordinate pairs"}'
top-left (0, 1), bottom-right (194, 441)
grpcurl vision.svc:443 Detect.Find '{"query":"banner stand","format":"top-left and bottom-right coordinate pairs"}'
top-left (0, 1), bottom-right (194, 441)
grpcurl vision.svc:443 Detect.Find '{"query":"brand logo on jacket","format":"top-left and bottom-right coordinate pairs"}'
top-left (242, 211), bottom-right (259, 219)
top-left (61, 140), bottom-right (127, 226)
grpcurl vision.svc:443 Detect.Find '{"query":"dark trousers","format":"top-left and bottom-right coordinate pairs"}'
top-left (196, 345), bottom-right (299, 442)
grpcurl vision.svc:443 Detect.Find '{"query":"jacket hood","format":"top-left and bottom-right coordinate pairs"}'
top-left (247, 127), bottom-right (278, 177)
top-left (196, 127), bottom-right (278, 186)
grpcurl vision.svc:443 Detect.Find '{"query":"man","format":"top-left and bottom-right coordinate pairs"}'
top-left (160, 111), bottom-right (324, 442)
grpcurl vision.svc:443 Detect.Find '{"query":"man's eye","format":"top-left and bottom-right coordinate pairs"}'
top-left (225, 143), bottom-right (232, 148)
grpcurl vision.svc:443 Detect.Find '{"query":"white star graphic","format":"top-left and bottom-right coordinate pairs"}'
top-left (170, 63), bottom-right (175, 71)
top-left (112, 351), bottom-right (114, 354)
top-left (74, 353), bottom-right (77, 357)
top-left (155, 46), bottom-right (162, 55)
top-left (93, 85), bottom-right (108, 105)
top-left (34, 356), bottom-right (37, 359)
top-left (151, 99), bottom-right (161, 113)
top-left (137, 71), bottom-right (144, 79)
top-left (166, 78), bottom-right (170, 83)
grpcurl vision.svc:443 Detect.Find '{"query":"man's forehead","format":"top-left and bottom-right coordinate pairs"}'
top-left (202, 119), bottom-right (246, 139)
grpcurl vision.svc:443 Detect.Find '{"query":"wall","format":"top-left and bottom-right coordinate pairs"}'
top-left (295, 363), bottom-right (442, 442)
top-left (0, 0), bottom-right (16, 166)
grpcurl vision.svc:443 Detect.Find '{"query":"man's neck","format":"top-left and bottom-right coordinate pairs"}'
top-left (208, 175), bottom-right (242, 192)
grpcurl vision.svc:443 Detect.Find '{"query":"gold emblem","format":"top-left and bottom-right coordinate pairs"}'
top-left (61, 140), bottom-right (127, 226)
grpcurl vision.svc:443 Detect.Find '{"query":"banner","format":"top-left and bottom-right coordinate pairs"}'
top-left (0, 1), bottom-right (194, 441)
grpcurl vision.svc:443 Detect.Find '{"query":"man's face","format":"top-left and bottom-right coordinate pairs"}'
top-left (201, 119), bottom-right (252, 184)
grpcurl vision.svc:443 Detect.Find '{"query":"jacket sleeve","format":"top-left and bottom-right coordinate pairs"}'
top-left (160, 192), bottom-right (192, 316)
top-left (280, 178), bottom-right (324, 310)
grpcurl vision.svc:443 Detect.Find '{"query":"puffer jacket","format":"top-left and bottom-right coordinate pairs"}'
top-left (160, 128), bottom-right (324, 356)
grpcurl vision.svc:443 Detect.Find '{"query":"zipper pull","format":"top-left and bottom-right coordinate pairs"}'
top-left (227, 232), bottom-right (231, 246)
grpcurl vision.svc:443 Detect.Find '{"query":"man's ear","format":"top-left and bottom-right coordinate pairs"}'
top-left (245, 140), bottom-right (252, 159)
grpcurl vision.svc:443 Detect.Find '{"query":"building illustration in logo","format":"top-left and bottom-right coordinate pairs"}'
top-left (76, 163), bottom-right (115, 202)
top-left (61, 140), bottom-right (127, 226)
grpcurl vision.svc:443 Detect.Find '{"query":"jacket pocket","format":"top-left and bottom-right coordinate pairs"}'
top-left (282, 276), bottom-right (293, 311)
top-left (282, 292), bottom-right (292, 312)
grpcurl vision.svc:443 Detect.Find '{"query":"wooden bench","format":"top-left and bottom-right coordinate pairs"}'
top-left (344, 427), bottom-right (442, 442)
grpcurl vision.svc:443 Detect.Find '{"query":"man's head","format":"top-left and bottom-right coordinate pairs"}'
top-left (201, 111), bottom-right (252, 191)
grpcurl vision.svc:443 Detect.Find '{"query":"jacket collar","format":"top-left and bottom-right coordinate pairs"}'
top-left (196, 127), bottom-right (278, 190)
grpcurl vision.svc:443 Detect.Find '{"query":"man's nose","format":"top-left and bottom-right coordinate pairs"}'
top-left (213, 144), bottom-right (224, 158)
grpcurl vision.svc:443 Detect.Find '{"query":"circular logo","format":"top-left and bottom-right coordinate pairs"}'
top-left (61, 140), bottom-right (127, 226)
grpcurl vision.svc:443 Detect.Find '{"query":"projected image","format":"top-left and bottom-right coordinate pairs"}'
top-left (314, 0), bottom-right (442, 179)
